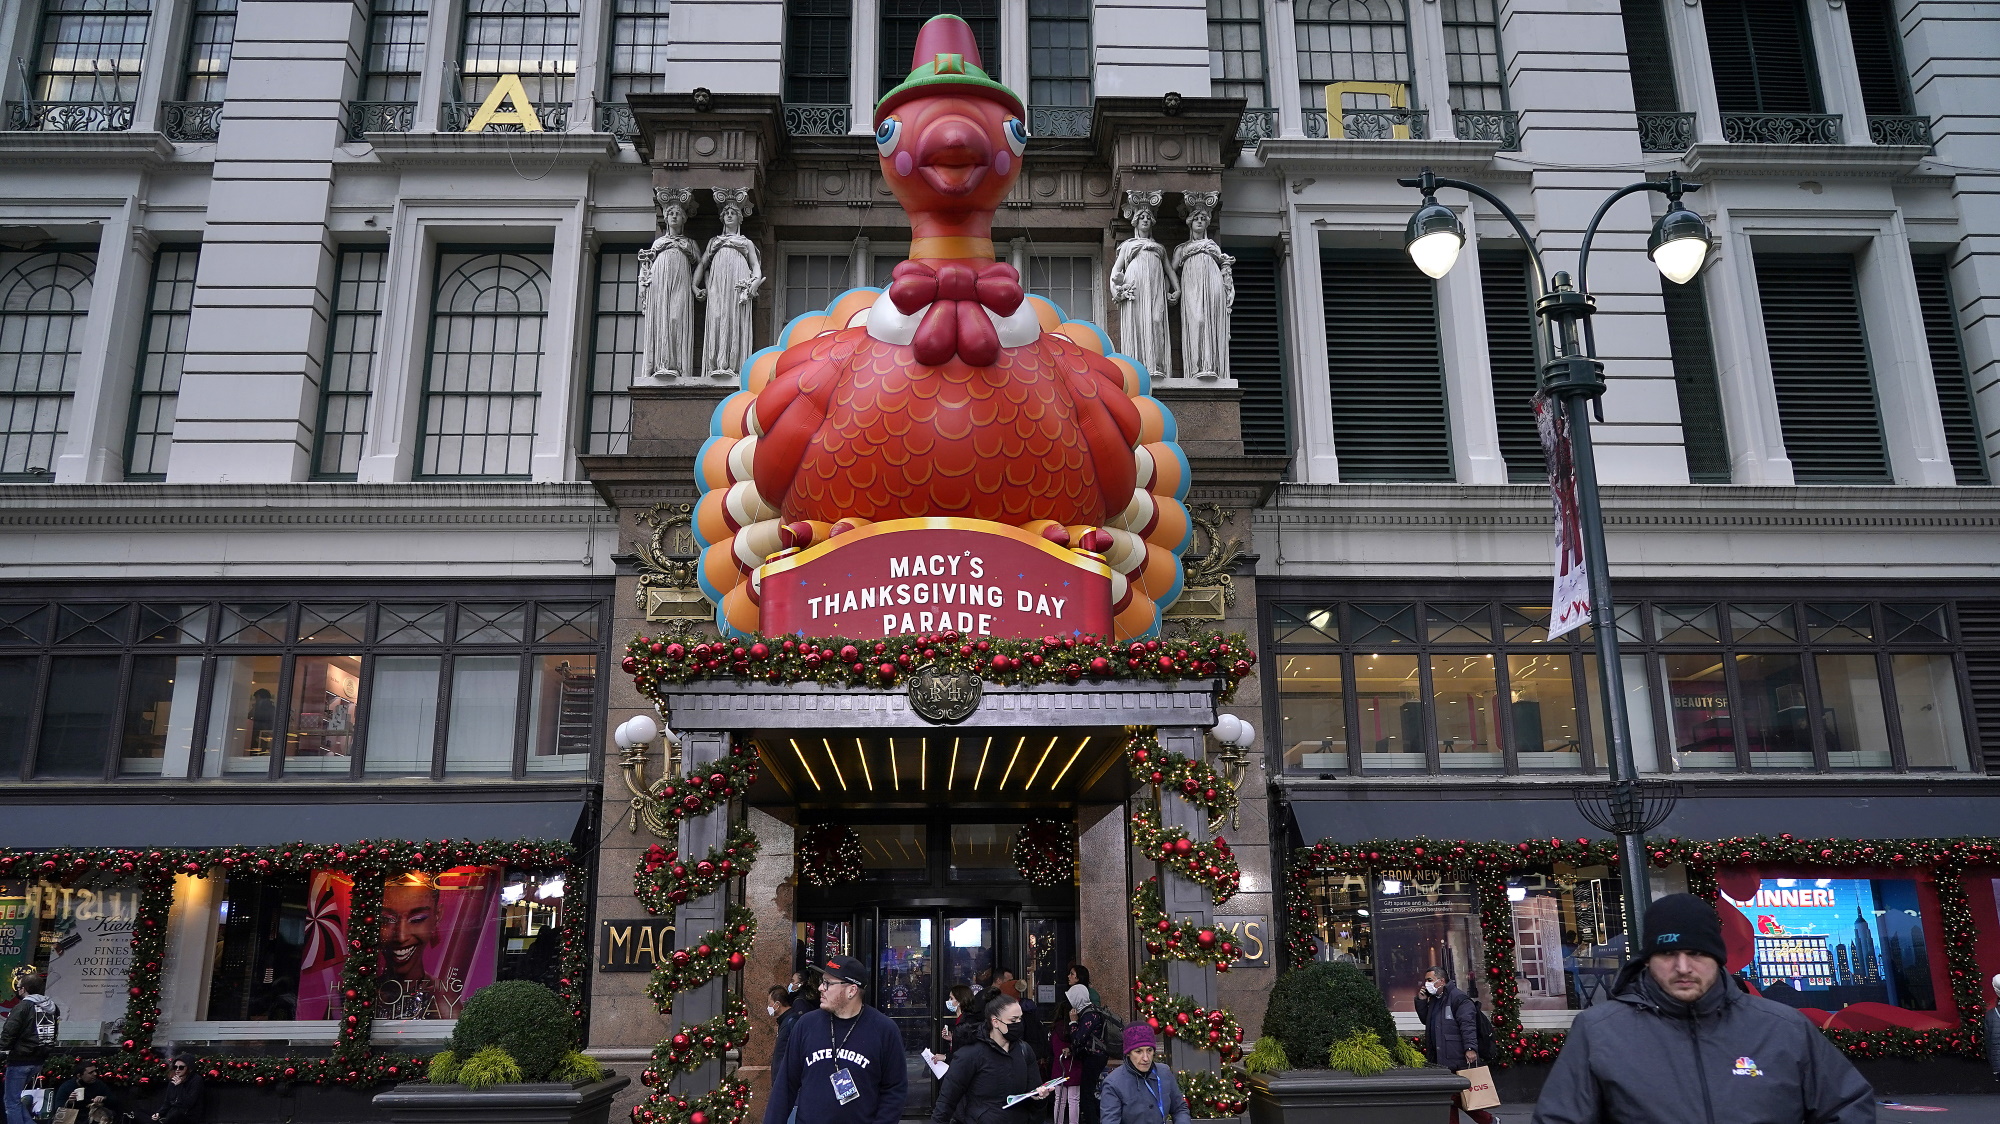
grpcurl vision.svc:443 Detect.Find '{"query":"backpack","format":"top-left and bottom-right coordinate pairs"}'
top-left (1085, 1004), bottom-right (1125, 1057)
top-left (29, 996), bottom-right (59, 1047)
top-left (1470, 1004), bottom-right (1494, 1064)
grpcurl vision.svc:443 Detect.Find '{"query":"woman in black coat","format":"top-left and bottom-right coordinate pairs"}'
top-left (150, 1056), bottom-right (205, 1124)
top-left (931, 993), bottom-right (1052, 1124)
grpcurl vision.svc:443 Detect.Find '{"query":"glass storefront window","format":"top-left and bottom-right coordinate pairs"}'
top-left (207, 654), bottom-right (283, 776)
top-left (206, 875), bottom-right (310, 1020)
top-left (1508, 653), bottom-right (1581, 770)
top-left (122, 654), bottom-right (201, 776)
top-left (1375, 874), bottom-right (1488, 1016)
top-left (1583, 655), bottom-right (1660, 772)
top-left (1718, 874), bottom-right (1944, 1019)
top-left (445, 655), bottom-right (521, 774)
top-left (37, 656), bottom-right (119, 777)
top-left (1022, 917), bottom-right (1074, 1007)
top-left (1893, 654), bottom-right (1969, 770)
top-left (0, 879), bottom-right (144, 1043)
top-left (1279, 653), bottom-right (1347, 772)
top-left (1507, 866), bottom-right (1627, 1012)
top-left (366, 655), bottom-right (441, 775)
top-left (854, 824), bottom-right (928, 881)
top-left (950, 824), bottom-right (1023, 881)
top-left (286, 653), bottom-right (362, 773)
top-left (1430, 654), bottom-right (1500, 770)
top-left (1737, 653), bottom-right (1811, 770)
top-left (1298, 870), bottom-right (1373, 969)
top-left (1355, 653), bottom-right (1423, 770)
top-left (496, 871), bottom-right (568, 989)
top-left (1661, 653), bottom-right (1734, 768)
top-left (0, 658), bottom-right (32, 776)
top-left (525, 654), bottom-right (594, 773)
top-left (1814, 654), bottom-right (1892, 769)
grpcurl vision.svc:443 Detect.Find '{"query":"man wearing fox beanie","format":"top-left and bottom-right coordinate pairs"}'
top-left (1534, 894), bottom-right (1875, 1124)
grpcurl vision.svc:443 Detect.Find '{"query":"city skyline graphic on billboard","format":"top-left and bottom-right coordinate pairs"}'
top-left (1719, 877), bottom-right (1935, 1014)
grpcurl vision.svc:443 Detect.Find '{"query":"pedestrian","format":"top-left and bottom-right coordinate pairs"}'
top-left (999, 980), bottom-right (1049, 1070)
top-left (0, 970), bottom-right (58, 1124)
top-left (1985, 973), bottom-right (2000, 1083)
top-left (149, 1056), bottom-right (205, 1124)
top-left (775, 972), bottom-right (822, 1071)
top-left (1067, 985), bottom-right (1110, 1124)
top-left (52, 1060), bottom-right (117, 1121)
top-left (930, 989), bottom-right (1052, 1124)
top-left (1066, 965), bottom-right (1102, 1009)
top-left (1415, 966), bottom-right (1492, 1124)
top-left (763, 956), bottom-right (907, 1124)
top-left (1098, 1025), bottom-right (1190, 1124)
top-left (768, 985), bottom-right (795, 1068)
top-left (1533, 893), bottom-right (1874, 1124)
top-left (945, 984), bottom-right (980, 1057)
top-left (1049, 998), bottom-right (1082, 1124)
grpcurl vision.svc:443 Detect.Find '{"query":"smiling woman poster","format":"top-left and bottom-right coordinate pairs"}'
top-left (296, 867), bottom-right (502, 1020)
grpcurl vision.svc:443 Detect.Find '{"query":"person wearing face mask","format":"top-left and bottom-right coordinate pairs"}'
top-left (945, 984), bottom-right (980, 1056)
top-left (931, 992), bottom-right (1053, 1124)
top-left (1415, 968), bottom-right (1490, 1124)
top-left (769, 985), bottom-right (796, 1068)
top-left (774, 971), bottom-right (823, 1077)
top-left (1533, 894), bottom-right (1874, 1124)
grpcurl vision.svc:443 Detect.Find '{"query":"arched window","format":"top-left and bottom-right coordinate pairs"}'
top-left (419, 250), bottom-right (553, 478)
top-left (456, 0), bottom-right (580, 130)
top-left (0, 251), bottom-right (96, 479)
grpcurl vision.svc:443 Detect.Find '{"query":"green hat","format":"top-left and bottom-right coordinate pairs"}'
top-left (875, 14), bottom-right (1025, 124)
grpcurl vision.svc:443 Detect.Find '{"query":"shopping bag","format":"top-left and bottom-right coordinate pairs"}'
top-left (1456, 1065), bottom-right (1500, 1111)
top-left (52, 1106), bottom-right (80, 1124)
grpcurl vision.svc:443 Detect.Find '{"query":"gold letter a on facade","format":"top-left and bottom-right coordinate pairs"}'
top-left (466, 74), bottom-right (544, 132)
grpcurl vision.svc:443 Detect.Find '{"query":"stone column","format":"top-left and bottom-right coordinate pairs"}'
top-left (1154, 725), bottom-right (1217, 1075)
top-left (672, 728), bottom-right (734, 1092)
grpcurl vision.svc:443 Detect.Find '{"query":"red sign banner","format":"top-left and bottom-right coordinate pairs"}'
top-left (757, 518), bottom-right (1114, 640)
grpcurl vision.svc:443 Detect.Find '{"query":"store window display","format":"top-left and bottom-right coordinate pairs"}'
top-left (0, 879), bottom-right (142, 1043)
top-left (1505, 866), bottom-right (1626, 1012)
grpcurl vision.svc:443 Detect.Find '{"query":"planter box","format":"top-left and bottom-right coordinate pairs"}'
top-left (372, 1075), bottom-right (632, 1124)
top-left (1249, 1068), bottom-right (1471, 1124)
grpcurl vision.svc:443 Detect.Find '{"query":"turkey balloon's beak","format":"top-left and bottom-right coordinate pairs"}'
top-left (915, 115), bottom-right (992, 197)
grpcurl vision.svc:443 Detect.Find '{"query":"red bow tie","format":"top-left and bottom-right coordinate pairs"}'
top-left (888, 259), bottom-right (1026, 367)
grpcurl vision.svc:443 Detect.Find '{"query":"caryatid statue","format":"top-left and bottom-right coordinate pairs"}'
top-left (637, 187), bottom-right (698, 384)
top-left (1109, 189), bottom-right (1176, 380)
top-left (693, 187), bottom-right (765, 380)
top-left (1172, 191), bottom-right (1235, 382)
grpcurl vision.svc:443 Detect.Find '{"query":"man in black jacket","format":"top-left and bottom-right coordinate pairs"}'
top-left (0, 971), bottom-right (58, 1124)
top-left (1533, 894), bottom-right (1875, 1124)
top-left (764, 956), bottom-right (907, 1124)
top-left (1416, 968), bottom-right (1491, 1124)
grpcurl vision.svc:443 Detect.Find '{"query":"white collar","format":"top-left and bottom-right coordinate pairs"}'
top-left (863, 289), bottom-right (1041, 351)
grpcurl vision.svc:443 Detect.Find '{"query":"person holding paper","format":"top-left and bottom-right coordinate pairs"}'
top-left (930, 992), bottom-right (1052, 1124)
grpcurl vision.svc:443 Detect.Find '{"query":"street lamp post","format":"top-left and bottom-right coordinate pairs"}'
top-left (1396, 167), bottom-right (1712, 951)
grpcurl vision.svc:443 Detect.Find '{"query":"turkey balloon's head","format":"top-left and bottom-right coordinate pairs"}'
top-left (875, 15), bottom-right (1026, 228)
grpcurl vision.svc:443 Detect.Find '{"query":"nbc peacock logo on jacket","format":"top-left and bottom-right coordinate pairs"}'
top-left (1732, 1057), bottom-right (1763, 1077)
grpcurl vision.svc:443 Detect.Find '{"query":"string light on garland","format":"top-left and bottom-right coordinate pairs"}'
top-left (649, 906), bottom-right (759, 1011)
top-left (1125, 731), bottom-right (1238, 824)
top-left (1130, 806), bottom-right (1238, 905)
top-left (1012, 819), bottom-right (1077, 886)
top-left (636, 825), bottom-right (761, 915)
top-left (623, 631), bottom-right (1254, 699)
top-left (1129, 879), bottom-right (1240, 972)
top-left (798, 824), bottom-right (866, 888)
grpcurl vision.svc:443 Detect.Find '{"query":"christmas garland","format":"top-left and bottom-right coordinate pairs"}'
top-left (9, 839), bottom-right (580, 1089)
top-left (647, 746), bottom-right (761, 822)
top-left (1011, 818), bottom-right (1078, 886)
top-left (649, 906), bottom-right (759, 1010)
top-left (651, 997), bottom-right (755, 1079)
top-left (797, 823), bottom-right (867, 887)
top-left (636, 825), bottom-right (762, 914)
top-left (1125, 732), bottom-right (1239, 825)
top-left (1130, 878), bottom-right (1241, 971)
top-left (1131, 960), bottom-right (1246, 1054)
top-left (1130, 806), bottom-right (1239, 905)
top-left (1288, 834), bottom-right (2000, 1066)
top-left (623, 631), bottom-right (1254, 700)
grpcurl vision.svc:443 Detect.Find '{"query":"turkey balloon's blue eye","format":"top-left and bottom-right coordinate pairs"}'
top-left (876, 117), bottom-right (902, 156)
top-left (1004, 117), bottom-right (1029, 156)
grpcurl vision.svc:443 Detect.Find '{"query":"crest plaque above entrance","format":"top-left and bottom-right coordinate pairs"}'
top-left (906, 663), bottom-right (983, 723)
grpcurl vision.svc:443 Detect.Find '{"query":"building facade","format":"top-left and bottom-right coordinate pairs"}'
top-left (1, 0), bottom-right (1999, 1113)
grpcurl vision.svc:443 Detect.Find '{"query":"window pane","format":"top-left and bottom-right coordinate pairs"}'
top-left (1375, 874), bottom-right (1487, 1017)
top-left (445, 655), bottom-right (520, 774)
top-left (1893, 654), bottom-right (1969, 770)
top-left (0, 605), bottom-right (50, 645)
top-left (36, 656), bottom-right (118, 777)
top-left (1729, 603), bottom-right (1796, 643)
top-left (205, 654), bottom-right (283, 775)
top-left (536, 602), bottom-right (600, 643)
top-left (585, 248), bottom-right (638, 455)
top-left (126, 247), bottom-right (199, 479)
top-left (363, 0), bottom-right (428, 100)
top-left (287, 653), bottom-right (362, 773)
top-left (366, 655), bottom-right (441, 775)
top-left (1508, 653), bottom-right (1581, 770)
top-left (607, 0), bottom-right (671, 100)
top-left (1351, 603), bottom-right (1416, 645)
top-left (420, 252), bottom-right (552, 478)
top-left (1272, 604), bottom-right (1338, 644)
top-left (1354, 653), bottom-right (1423, 770)
top-left (526, 654), bottom-right (594, 773)
top-left (1509, 864), bottom-right (1628, 1012)
top-left (1279, 653), bottom-right (1347, 772)
top-left (16, 877), bottom-right (144, 1044)
top-left (1884, 604), bottom-right (1947, 643)
top-left (206, 874), bottom-right (310, 1020)
top-left (459, 0), bottom-right (579, 106)
top-left (298, 603), bottom-right (367, 644)
top-left (122, 654), bottom-right (201, 776)
top-left (1655, 603), bottom-right (1719, 644)
top-left (1661, 653), bottom-right (1734, 768)
top-left (1502, 604), bottom-right (1551, 643)
top-left (1806, 602), bottom-right (1873, 643)
top-left (1431, 653), bottom-right (1500, 770)
top-left (1815, 654), bottom-right (1892, 769)
top-left (950, 823), bottom-right (1024, 881)
top-left (853, 824), bottom-right (928, 880)
top-left (456, 602), bottom-right (526, 643)
top-left (55, 604), bottom-right (127, 645)
top-left (137, 604), bottom-right (209, 644)
top-left (1027, 255), bottom-right (1096, 324)
top-left (497, 870), bottom-right (568, 988)
top-left (0, 252), bottom-right (94, 479)
top-left (1584, 655), bottom-right (1660, 773)
top-left (219, 603), bottom-right (288, 644)
top-left (1296, 870), bottom-right (1372, 968)
top-left (0, 657), bottom-right (38, 776)
top-left (1424, 602), bottom-right (1490, 643)
top-left (1737, 653), bottom-right (1811, 769)
top-left (784, 253), bottom-right (852, 320)
top-left (315, 248), bottom-right (389, 478)
top-left (380, 603), bottom-right (447, 644)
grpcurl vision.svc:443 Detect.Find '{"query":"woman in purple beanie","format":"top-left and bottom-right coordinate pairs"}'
top-left (1098, 1024), bottom-right (1192, 1124)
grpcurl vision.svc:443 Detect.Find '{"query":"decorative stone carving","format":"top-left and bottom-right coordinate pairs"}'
top-left (1109, 189), bottom-right (1175, 380)
top-left (692, 188), bottom-right (764, 381)
top-left (637, 187), bottom-right (699, 386)
top-left (1172, 191), bottom-right (1234, 383)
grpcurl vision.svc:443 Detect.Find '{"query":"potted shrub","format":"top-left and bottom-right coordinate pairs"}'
top-left (1245, 962), bottom-right (1469, 1124)
top-left (373, 981), bottom-right (630, 1124)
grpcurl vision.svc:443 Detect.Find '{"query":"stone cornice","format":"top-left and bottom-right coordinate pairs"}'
top-left (0, 482), bottom-right (615, 528)
top-left (1260, 483), bottom-right (2000, 531)
top-left (661, 679), bottom-right (1220, 730)
top-left (1679, 142), bottom-right (1929, 179)
top-left (363, 130), bottom-right (619, 166)
top-left (0, 131), bottom-right (178, 167)
top-left (1252, 138), bottom-right (1502, 177)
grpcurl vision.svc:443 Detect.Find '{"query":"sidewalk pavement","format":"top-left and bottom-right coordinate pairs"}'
top-left (1487, 1094), bottom-right (2000, 1119)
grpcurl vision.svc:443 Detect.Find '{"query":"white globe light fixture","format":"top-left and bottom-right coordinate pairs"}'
top-left (626, 714), bottom-right (659, 745)
top-left (614, 718), bottom-right (635, 749)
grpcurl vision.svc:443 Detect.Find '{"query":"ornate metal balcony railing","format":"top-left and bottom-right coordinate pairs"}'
top-left (1721, 112), bottom-right (1841, 145)
top-left (345, 101), bottom-right (416, 140)
top-left (1868, 114), bottom-right (1932, 148)
top-left (782, 103), bottom-right (849, 136)
top-left (1029, 104), bottom-right (1090, 138)
top-left (1303, 106), bottom-right (1427, 140)
top-left (160, 100), bottom-right (222, 142)
top-left (6, 100), bottom-right (135, 132)
top-left (598, 102), bottom-right (637, 141)
top-left (1237, 108), bottom-right (1277, 142)
top-left (440, 100), bottom-right (568, 133)
top-left (1453, 109), bottom-right (1519, 150)
top-left (1636, 111), bottom-right (1696, 152)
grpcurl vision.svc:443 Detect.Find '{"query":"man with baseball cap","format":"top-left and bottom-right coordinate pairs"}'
top-left (1534, 894), bottom-right (1874, 1124)
top-left (764, 956), bottom-right (907, 1124)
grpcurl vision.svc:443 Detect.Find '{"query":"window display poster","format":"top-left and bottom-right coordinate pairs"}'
top-left (0, 882), bottom-right (30, 1018)
top-left (36, 884), bottom-right (141, 1044)
top-left (297, 866), bottom-right (502, 1020)
top-left (1718, 875), bottom-right (1950, 1029)
top-left (1371, 877), bottom-right (1488, 1016)
top-left (295, 871), bottom-right (353, 1020)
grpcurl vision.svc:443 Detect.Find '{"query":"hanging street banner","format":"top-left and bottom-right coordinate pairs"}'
top-left (1536, 394), bottom-right (1591, 640)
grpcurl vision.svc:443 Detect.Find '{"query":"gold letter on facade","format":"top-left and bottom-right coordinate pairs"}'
top-left (466, 74), bottom-right (544, 132)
